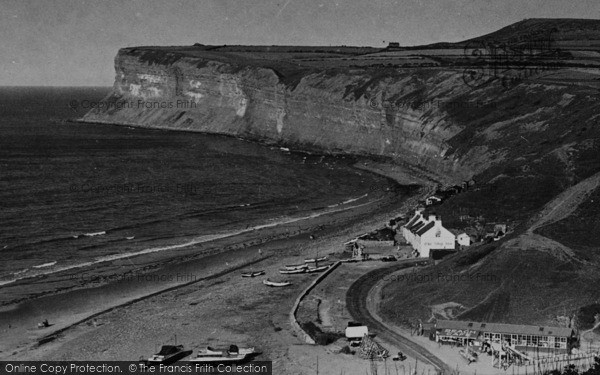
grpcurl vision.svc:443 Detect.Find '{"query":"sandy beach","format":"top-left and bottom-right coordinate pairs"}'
top-left (0, 162), bottom-right (432, 375)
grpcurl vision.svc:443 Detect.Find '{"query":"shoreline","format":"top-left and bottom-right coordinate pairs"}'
top-left (0, 173), bottom-right (427, 360)
top-left (1, 118), bottom-right (437, 364)
top-left (0, 190), bottom-right (384, 291)
top-left (1, 114), bottom-right (425, 306)
top-left (0, 188), bottom-right (394, 306)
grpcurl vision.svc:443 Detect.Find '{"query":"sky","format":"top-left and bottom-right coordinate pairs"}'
top-left (1, 0), bottom-right (598, 86)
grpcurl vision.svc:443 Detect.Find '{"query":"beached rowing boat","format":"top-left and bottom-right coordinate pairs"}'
top-left (279, 268), bottom-right (306, 274)
top-left (284, 264), bottom-right (308, 271)
top-left (190, 345), bottom-right (256, 363)
top-left (263, 279), bottom-right (292, 287)
top-left (305, 265), bottom-right (330, 273)
top-left (241, 270), bottom-right (265, 277)
top-left (304, 256), bottom-right (328, 263)
top-left (145, 345), bottom-right (191, 365)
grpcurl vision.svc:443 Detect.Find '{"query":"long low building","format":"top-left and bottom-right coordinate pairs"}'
top-left (435, 320), bottom-right (575, 354)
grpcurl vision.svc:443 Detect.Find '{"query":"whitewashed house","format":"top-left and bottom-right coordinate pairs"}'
top-left (457, 232), bottom-right (471, 247)
top-left (402, 212), bottom-right (455, 258)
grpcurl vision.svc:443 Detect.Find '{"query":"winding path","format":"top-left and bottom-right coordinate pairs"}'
top-left (346, 262), bottom-right (453, 375)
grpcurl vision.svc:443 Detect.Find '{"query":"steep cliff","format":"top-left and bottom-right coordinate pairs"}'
top-left (83, 43), bottom-right (600, 189)
top-left (81, 49), bottom-right (482, 183)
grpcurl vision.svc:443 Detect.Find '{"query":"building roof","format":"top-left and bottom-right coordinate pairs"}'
top-left (415, 221), bottom-right (435, 236)
top-left (409, 220), bottom-right (426, 233)
top-left (345, 325), bottom-right (368, 338)
top-left (404, 214), bottom-right (421, 228)
top-left (436, 320), bottom-right (573, 338)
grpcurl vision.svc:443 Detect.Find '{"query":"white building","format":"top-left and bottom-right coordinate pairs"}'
top-left (402, 212), bottom-right (455, 258)
top-left (457, 232), bottom-right (471, 247)
top-left (425, 195), bottom-right (443, 206)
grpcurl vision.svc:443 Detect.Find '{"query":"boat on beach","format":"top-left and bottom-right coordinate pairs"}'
top-left (190, 345), bottom-right (256, 363)
top-left (279, 268), bottom-right (306, 274)
top-left (284, 264), bottom-right (308, 271)
top-left (145, 345), bottom-right (192, 365)
top-left (263, 279), bottom-right (292, 287)
top-left (305, 264), bottom-right (330, 273)
top-left (241, 270), bottom-right (265, 277)
top-left (304, 256), bottom-right (328, 263)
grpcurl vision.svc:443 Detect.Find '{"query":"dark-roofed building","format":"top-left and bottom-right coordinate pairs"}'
top-left (401, 212), bottom-right (455, 258)
top-left (387, 42), bottom-right (401, 50)
top-left (435, 320), bottom-right (575, 354)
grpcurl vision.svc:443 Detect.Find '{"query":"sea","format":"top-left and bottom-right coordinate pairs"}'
top-left (0, 87), bottom-right (392, 289)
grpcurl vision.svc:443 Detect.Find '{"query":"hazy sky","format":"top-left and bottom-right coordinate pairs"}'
top-left (1, 0), bottom-right (598, 86)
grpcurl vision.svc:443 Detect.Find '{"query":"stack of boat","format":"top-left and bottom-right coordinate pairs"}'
top-left (279, 259), bottom-right (330, 274)
top-left (241, 255), bottom-right (330, 287)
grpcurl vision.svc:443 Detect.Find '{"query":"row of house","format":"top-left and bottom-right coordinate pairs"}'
top-left (433, 320), bottom-right (575, 355)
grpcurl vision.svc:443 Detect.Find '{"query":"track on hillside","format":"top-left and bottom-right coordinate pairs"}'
top-left (345, 261), bottom-right (453, 375)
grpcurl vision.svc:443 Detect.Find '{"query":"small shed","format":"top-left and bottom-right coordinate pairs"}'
top-left (345, 325), bottom-right (369, 340)
top-left (457, 233), bottom-right (471, 247)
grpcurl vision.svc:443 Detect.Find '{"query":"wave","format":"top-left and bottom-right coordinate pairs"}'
top-left (342, 193), bottom-right (369, 205)
top-left (0, 194), bottom-right (383, 288)
top-left (83, 231), bottom-right (106, 237)
top-left (32, 261), bottom-right (57, 269)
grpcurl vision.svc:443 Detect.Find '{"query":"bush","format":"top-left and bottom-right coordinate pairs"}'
top-left (300, 322), bottom-right (344, 345)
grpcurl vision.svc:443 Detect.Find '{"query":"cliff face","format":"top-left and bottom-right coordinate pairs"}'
top-left (83, 46), bottom-right (600, 186)
top-left (82, 50), bottom-right (478, 183)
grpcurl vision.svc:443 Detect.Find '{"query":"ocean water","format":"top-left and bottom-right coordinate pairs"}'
top-left (0, 87), bottom-right (391, 285)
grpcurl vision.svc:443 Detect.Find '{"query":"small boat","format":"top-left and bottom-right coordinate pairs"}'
top-left (263, 279), bottom-right (291, 287)
top-left (279, 268), bottom-right (306, 274)
top-left (126, 236), bottom-right (135, 240)
top-left (241, 270), bottom-right (265, 278)
top-left (305, 265), bottom-right (330, 273)
top-left (392, 352), bottom-right (407, 361)
top-left (304, 256), bottom-right (328, 263)
top-left (284, 264), bottom-right (308, 271)
top-left (190, 345), bottom-right (256, 363)
top-left (146, 345), bottom-right (191, 364)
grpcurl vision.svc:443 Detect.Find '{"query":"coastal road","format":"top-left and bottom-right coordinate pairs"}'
top-left (346, 261), bottom-right (453, 375)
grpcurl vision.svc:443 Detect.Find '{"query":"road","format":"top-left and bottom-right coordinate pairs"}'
top-left (346, 261), bottom-right (453, 375)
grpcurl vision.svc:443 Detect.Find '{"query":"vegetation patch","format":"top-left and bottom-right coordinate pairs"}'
top-left (574, 304), bottom-right (600, 331)
top-left (299, 321), bottom-right (344, 345)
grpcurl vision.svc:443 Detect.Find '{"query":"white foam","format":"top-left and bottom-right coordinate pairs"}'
top-left (32, 261), bottom-right (57, 269)
top-left (0, 195), bottom-right (383, 289)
